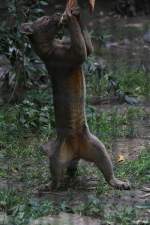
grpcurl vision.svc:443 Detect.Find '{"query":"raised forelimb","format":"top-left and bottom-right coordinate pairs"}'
top-left (51, 6), bottom-right (87, 65)
top-left (61, 0), bottom-right (93, 56)
top-left (78, 15), bottom-right (93, 56)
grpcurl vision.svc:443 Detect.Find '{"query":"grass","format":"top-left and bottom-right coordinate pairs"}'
top-left (0, 147), bottom-right (149, 225)
top-left (0, 66), bottom-right (149, 224)
top-left (0, 191), bottom-right (58, 225)
top-left (87, 105), bottom-right (148, 141)
top-left (86, 65), bottom-right (150, 98)
top-left (117, 148), bottom-right (150, 184)
top-left (0, 102), bottom-right (149, 224)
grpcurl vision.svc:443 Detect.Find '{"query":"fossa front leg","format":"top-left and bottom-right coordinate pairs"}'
top-left (80, 133), bottom-right (131, 190)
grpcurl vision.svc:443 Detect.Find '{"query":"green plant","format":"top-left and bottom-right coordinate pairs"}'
top-left (0, 190), bottom-right (58, 225)
top-left (74, 195), bottom-right (104, 217)
top-left (0, 0), bottom-right (49, 104)
top-left (104, 207), bottom-right (137, 225)
top-left (116, 148), bottom-right (150, 184)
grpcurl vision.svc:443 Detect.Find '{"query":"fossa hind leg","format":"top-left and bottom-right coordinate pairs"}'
top-left (80, 133), bottom-right (130, 190)
top-left (67, 159), bottom-right (79, 177)
top-left (40, 140), bottom-right (64, 189)
top-left (49, 140), bottom-right (76, 189)
top-left (49, 154), bottom-right (66, 190)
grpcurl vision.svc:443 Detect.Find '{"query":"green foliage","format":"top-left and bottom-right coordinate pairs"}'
top-left (74, 196), bottom-right (104, 217)
top-left (113, 68), bottom-right (150, 97)
top-left (0, 190), bottom-right (57, 225)
top-left (0, 92), bottom-right (55, 139)
top-left (0, 0), bottom-right (48, 103)
top-left (84, 56), bottom-right (149, 98)
top-left (105, 207), bottom-right (137, 225)
top-left (86, 105), bottom-right (146, 140)
top-left (117, 148), bottom-right (150, 184)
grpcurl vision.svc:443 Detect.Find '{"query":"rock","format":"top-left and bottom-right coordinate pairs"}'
top-left (123, 38), bottom-right (130, 45)
top-left (29, 213), bottom-right (101, 225)
top-left (125, 23), bottom-right (143, 29)
top-left (124, 95), bottom-right (139, 105)
top-left (106, 42), bottom-right (119, 48)
top-left (143, 31), bottom-right (150, 43)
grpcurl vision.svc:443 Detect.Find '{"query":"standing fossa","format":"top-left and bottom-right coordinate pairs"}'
top-left (21, 6), bottom-right (130, 190)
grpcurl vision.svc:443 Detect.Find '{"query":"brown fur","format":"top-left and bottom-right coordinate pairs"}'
top-left (21, 10), bottom-right (130, 190)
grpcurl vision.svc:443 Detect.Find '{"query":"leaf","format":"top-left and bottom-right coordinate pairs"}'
top-left (116, 154), bottom-right (125, 163)
top-left (11, 167), bottom-right (18, 174)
